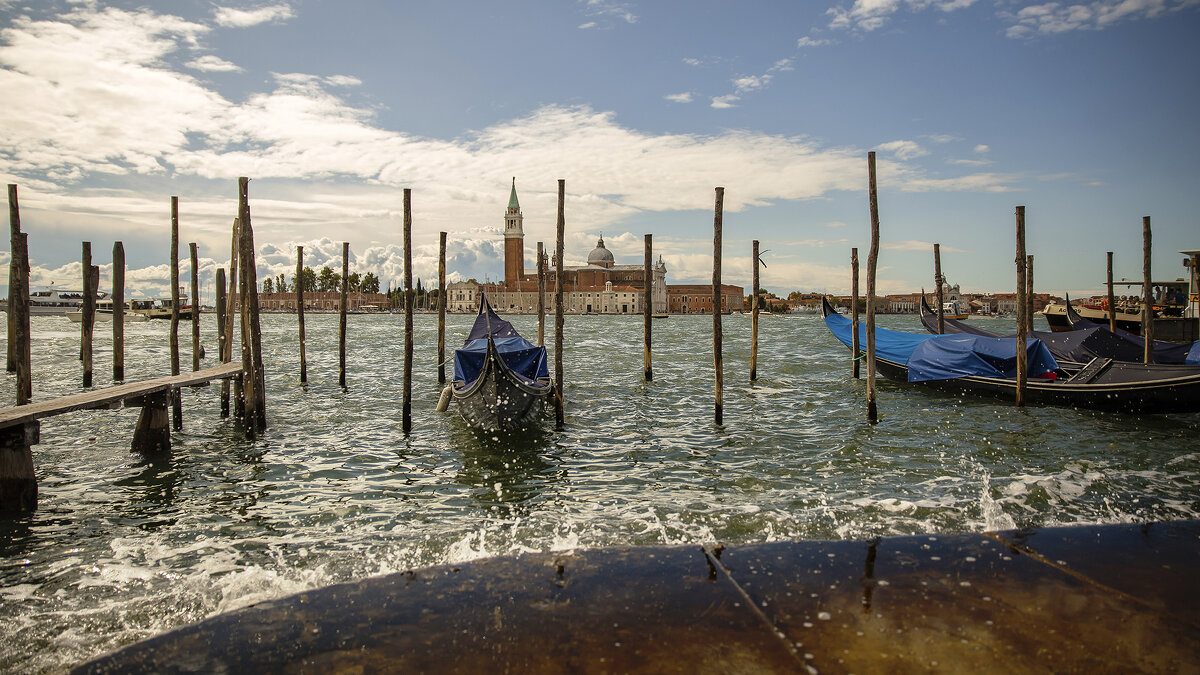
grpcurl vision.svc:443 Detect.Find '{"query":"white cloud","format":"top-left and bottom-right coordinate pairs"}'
top-left (187, 54), bottom-right (242, 72)
top-left (664, 92), bottom-right (693, 103)
top-left (581, 0), bottom-right (638, 26)
top-left (711, 95), bottom-right (740, 108)
top-left (1002, 0), bottom-right (1197, 38)
top-left (578, 21), bottom-right (598, 29)
top-left (213, 4), bottom-right (295, 29)
top-left (682, 57), bottom-right (702, 66)
top-left (797, 36), bottom-right (833, 47)
top-left (827, 0), bottom-right (979, 32)
top-left (974, 144), bottom-right (989, 153)
top-left (877, 140), bottom-right (928, 160)
top-left (732, 74), bottom-right (772, 93)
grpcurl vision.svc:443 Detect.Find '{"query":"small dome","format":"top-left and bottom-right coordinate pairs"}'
top-left (587, 236), bottom-right (615, 265)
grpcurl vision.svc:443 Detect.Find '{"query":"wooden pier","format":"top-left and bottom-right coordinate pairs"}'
top-left (0, 363), bottom-right (244, 510)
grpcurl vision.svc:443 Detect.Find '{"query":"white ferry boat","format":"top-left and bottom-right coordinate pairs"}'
top-left (0, 286), bottom-right (109, 316)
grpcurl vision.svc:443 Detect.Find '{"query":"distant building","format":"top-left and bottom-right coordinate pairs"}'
top-left (450, 179), bottom-right (742, 314)
top-left (238, 291), bottom-right (388, 312)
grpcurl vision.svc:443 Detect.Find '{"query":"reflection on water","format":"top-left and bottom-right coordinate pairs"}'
top-left (1, 312), bottom-right (1198, 672)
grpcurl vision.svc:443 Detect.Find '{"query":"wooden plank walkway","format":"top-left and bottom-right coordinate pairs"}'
top-left (0, 362), bottom-right (243, 429)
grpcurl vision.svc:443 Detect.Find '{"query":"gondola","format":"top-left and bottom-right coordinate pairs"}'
top-left (918, 294), bottom-right (1200, 366)
top-left (450, 296), bottom-right (552, 431)
top-left (1063, 294), bottom-right (1200, 364)
top-left (825, 297), bottom-right (1200, 414)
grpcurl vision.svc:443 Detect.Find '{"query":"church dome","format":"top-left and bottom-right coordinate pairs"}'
top-left (587, 236), bottom-right (615, 266)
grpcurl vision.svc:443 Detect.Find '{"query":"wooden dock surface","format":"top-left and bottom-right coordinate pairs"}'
top-left (0, 362), bottom-right (242, 429)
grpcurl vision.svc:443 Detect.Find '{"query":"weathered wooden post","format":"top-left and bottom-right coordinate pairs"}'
top-left (7, 184), bottom-right (31, 405)
top-left (5, 185), bottom-right (18, 375)
top-left (934, 243), bottom-right (945, 334)
top-left (554, 179), bottom-right (565, 428)
top-left (866, 153), bottom-right (880, 424)
top-left (81, 242), bottom-right (95, 387)
top-left (644, 234), bottom-right (653, 382)
top-left (170, 197), bottom-right (182, 430)
top-left (226, 219), bottom-right (241, 414)
top-left (296, 245), bottom-right (307, 384)
top-left (1015, 205), bottom-right (1028, 407)
top-left (1, 188), bottom-right (35, 510)
top-left (190, 243), bottom-right (200, 371)
top-left (402, 189), bottom-right (414, 433)
top-left (1142, 216), bottom-right (1153, 363)
top-left (537, 241), bottom-right (546, 347)
top-left (113, 242), bottom-right (125, 382)
top-left (1026, 254), bottom-right (1035, 331)
top-left (438, 232), bottom-right (447, 383)
top-left (12, 233), bottom-right (30, 405)
top-left (339, 241), bottom-right (349, 388)
top-left (851, 248), bottom-right (860, 379)
top-left (216, 268), bottom-right (228, 417)
top-left (750, 239), bottom-right (759, 382)
top-left (1106, 251), bottom-right (1117, 332)
top-left (238, 177), bottom-right (266, 432)
top-left (713, 187), bottom-right (724, 426)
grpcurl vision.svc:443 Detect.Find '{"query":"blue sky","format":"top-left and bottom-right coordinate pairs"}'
top-left (0, 0), bottom-right (1197, 302)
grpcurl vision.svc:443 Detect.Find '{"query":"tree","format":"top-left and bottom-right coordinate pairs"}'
top-left (276, 273), bottom-right (287, 294)
top-left (317, 266), bottom-right (338, 292)
top-left (347, 272), bottom-right (362, 292)
top-left (361, 272), bottom-right (380, 294)
top-left (263, 278), bottom-right (273, 294)
top-left (292, 265), bottom-right (317, 293)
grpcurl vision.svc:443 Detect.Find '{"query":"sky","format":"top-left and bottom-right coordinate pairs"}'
top-left (0, 0), bottom-right (1198, 303)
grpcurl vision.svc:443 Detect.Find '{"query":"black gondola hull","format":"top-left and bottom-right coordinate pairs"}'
top-left (452, 339), bottom-right (551, 432)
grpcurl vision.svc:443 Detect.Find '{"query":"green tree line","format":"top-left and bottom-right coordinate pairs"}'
top-left (262, 266), bottom-right (380, 294)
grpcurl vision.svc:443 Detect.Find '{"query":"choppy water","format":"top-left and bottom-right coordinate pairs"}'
top-left (2, 311), bottom-right (1198, 672)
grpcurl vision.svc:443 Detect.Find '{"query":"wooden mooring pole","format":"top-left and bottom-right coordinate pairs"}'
top-left (554, 179), bottom-right (565, 428)
top-left (339, 241), bottom-right (349, 388)
top-left (81, 242), bottom-right (96, 387)
top-left (6, 185), bottom-right (19, 375)
top-left (750, 239), bottom-right (759, 382)
top-left (226, 219), bottom-right (240, 415)
top-left (238, 177), bottom-right (266, 432)
top-left (1106, 251), bottom-right (1117, 333)
top-left (297, 245), bottom-right (307, 384)
top-left (2, 185), bottom-right (33, 510)
top-left (1142, 216), bottom-right (1153, 363)
top-left (713, 187), bottom-right (724, 426)
top-left (170, 197), bottom-right (182, 430)
top-left (403, 189), bottom-right (414, 434)
top-left (216, 268), bottom-right (228, 417)
top-left (1015, 205), bottom-right (1028, 407)
top-left (644, 234), bottom-right (653, 382)
top-left (851, 247), bottom-right (860, 379)
top-left (113, 242), bottom-right (125, 382)
top-left (190, 243), bottom-right (200, 371)
top-left (438, 232), bottom-right (447, 384)
top-left (865, 154), bottom-right (880, 424)
top-left (934, 243), bottom-right (945, 334)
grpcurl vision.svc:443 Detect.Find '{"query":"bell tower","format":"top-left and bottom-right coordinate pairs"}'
top-left (504, 177), bottom-right (525, 287)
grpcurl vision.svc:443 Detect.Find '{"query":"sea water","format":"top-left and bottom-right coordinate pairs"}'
top-left (1, 311), bottom-right (1197, 672)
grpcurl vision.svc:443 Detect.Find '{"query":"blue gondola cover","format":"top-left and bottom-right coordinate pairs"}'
top-left (454, 336), bottom-right (549, 387)
top-left (824, 309), bottom-right (1059, 382)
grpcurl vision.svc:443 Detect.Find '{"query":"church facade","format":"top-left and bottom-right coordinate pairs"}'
top-left (447, 180), bottom-right (742, 315)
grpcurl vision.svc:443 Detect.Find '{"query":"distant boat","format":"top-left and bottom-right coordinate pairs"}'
top-left (450, 296), bottom-right (552, 432)
top-left (0, 286), bottom-right (108, 316)
top-left (130, 296), bottom-right (194, 320)
top-left (651, 313), bottom-right (669, 319)
top-left (1042, 276), bottom-right (1196, 342)
top-left (66, 300), bottom-right (149, 324)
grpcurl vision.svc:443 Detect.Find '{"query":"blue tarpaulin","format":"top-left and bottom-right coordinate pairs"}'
top-left (453, 336), bottom-right (549, 387)
top-left (907, 334), bottom-right (1058, 382)
top-left (1189, 341), bottom-right (1200, 365)
top-left (823, 308), bottom-right (1059, 382)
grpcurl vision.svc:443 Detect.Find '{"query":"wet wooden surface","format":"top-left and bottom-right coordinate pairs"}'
top-left (75, 520), bottom-right (1200, 673)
